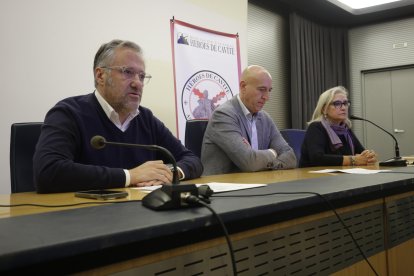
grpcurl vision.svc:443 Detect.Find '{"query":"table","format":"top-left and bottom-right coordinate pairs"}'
top-left (1, 166), bottom-right (413, 275)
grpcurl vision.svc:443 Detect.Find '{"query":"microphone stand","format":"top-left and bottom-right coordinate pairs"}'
top-left (97, 139), bottom-right (180, 184)
top-left (350, 115), bottom-right (407, 167)
top-left (91, 136), bottom-right (203, 210)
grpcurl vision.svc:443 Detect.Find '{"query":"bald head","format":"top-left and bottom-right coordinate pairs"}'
top-left (239, 65), bottom-right (272, 114)
top-left (241, 65), bottom-right (272, 83)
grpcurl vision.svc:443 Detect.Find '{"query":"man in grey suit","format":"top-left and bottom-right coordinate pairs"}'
top-left (201, 65), bottom-right (296, 175)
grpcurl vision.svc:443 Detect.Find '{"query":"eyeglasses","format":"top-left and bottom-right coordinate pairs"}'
top-left (331, 100), bottom-right (350, 109)
top-left (101, 66), bottom-right (152, 84)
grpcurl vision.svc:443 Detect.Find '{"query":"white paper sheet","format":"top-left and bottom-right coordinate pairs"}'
top-left (134, 182), bottom-right (267, 193)
top-left (309, 168), bottom-right (391, 174)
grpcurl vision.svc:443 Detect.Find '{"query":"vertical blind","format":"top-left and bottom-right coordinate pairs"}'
top-left (248, 3), bottom-right (290, 129)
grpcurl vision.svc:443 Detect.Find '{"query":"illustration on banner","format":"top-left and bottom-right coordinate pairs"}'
top-left (181, 70), bottom-right (233, 120)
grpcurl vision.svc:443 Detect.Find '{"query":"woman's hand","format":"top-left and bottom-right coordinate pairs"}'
top-left (356, 149), bottom-right (378, 165)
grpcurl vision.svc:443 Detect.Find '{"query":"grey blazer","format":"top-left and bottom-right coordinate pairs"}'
top-left (201, 96), bottom-right (296, 175)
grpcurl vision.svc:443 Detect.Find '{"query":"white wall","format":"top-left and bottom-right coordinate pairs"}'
top-left (0, 0), bottom-right (247, 194)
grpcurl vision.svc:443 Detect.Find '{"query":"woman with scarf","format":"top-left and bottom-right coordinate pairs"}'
top-left (299, 86), bottom-right (377, 167)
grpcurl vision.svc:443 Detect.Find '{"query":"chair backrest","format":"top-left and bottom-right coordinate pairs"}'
top-left (280, 129), bottom-right (306, 166)
top-left (10, 122), bottom-right (43, 193)
top-left (185, 119), bottom-right (209, 158)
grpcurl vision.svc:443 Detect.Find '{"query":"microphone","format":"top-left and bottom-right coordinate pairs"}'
top-left (91, 135), bottom-right (179, 184)
top-left (90, 135), bottom-right (211, 210)
top-left (349, 115), bottom-right (407, 167)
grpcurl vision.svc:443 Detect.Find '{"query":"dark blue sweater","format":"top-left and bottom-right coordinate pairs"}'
top-left (34, 93), bottom-right (203, 193)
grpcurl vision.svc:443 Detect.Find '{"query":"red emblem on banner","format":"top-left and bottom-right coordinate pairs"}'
top-left (182, 70), bottom-right (233, 120)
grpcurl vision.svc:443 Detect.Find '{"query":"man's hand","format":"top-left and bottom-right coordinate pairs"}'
top-left (128, 160), bottom-right (173, 187)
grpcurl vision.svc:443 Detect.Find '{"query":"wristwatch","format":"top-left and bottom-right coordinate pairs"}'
top-left (350, 156), bottom-right (356, 166)
top-left (165, 163), bottom-right (175, 171)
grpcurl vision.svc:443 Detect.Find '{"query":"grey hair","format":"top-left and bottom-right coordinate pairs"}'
top-left (93, 39), bottom-right (142, 87)
top-left (308, 86), bottom-right (352, 127)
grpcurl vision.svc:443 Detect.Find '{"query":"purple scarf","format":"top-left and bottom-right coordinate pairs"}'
top-left (321, 118), bottom-right (355, 155)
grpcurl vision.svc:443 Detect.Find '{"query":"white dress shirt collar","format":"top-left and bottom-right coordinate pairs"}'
top-left (237, 94), bottom-right (255, 119)
top-left (94, 90), bottom-right (139, 132)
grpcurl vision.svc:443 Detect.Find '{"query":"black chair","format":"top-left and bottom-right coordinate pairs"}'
top-left (185, 119), bottom-right (209, 158)
top-left (280, 129), bottom-right (306, 166)
top-left (10, 122), bottom-right (43, 193)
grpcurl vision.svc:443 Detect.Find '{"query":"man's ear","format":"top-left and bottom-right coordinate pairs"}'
top-left (239, 80), bottom-right (247, 93)
top-left (95, 67), bottom-right (106, 85)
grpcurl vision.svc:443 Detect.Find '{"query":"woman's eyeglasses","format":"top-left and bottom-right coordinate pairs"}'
top-left (331, 100), bottom-right (350, 109)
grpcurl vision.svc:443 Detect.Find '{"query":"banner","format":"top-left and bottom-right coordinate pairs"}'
top-left (171, 19), bottom-right (241, 142)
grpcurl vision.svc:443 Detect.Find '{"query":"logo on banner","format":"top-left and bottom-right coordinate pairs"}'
top-left (182, 70), bottom-right (233, 120)
top-left (176, 33), bottom-right (235, 55)
top-left (177, 33), bottom-right (189, 45)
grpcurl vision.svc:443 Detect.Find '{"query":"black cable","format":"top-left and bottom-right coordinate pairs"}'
top-left (0, 200), bottom-right (140, 208)
top-left (213, 191), bottom-right (379, 276)
top-left (186, 195), bottom-right (237, 276)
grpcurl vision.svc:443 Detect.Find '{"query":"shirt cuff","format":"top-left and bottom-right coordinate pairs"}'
top-left (124, 169), bottom-right (130, 187)
top-left (268, 149), bottom-right (278, 158)
top-left (177, 166), bottom-right (185, 180)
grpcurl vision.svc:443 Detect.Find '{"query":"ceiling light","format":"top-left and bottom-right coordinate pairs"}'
top-left (335, 0), bottom-right (402, 9)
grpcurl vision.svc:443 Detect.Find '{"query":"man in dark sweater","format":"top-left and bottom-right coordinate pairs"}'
top-left (33, 40), bottom-right (203, 193)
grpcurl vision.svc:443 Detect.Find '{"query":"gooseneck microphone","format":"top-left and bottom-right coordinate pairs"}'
top-left (349, 115), bottom-right (407, 167)
top-left (90, 135), bottom-right (211, 210)
top-left (91, 135), bottom-right (179, 184)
